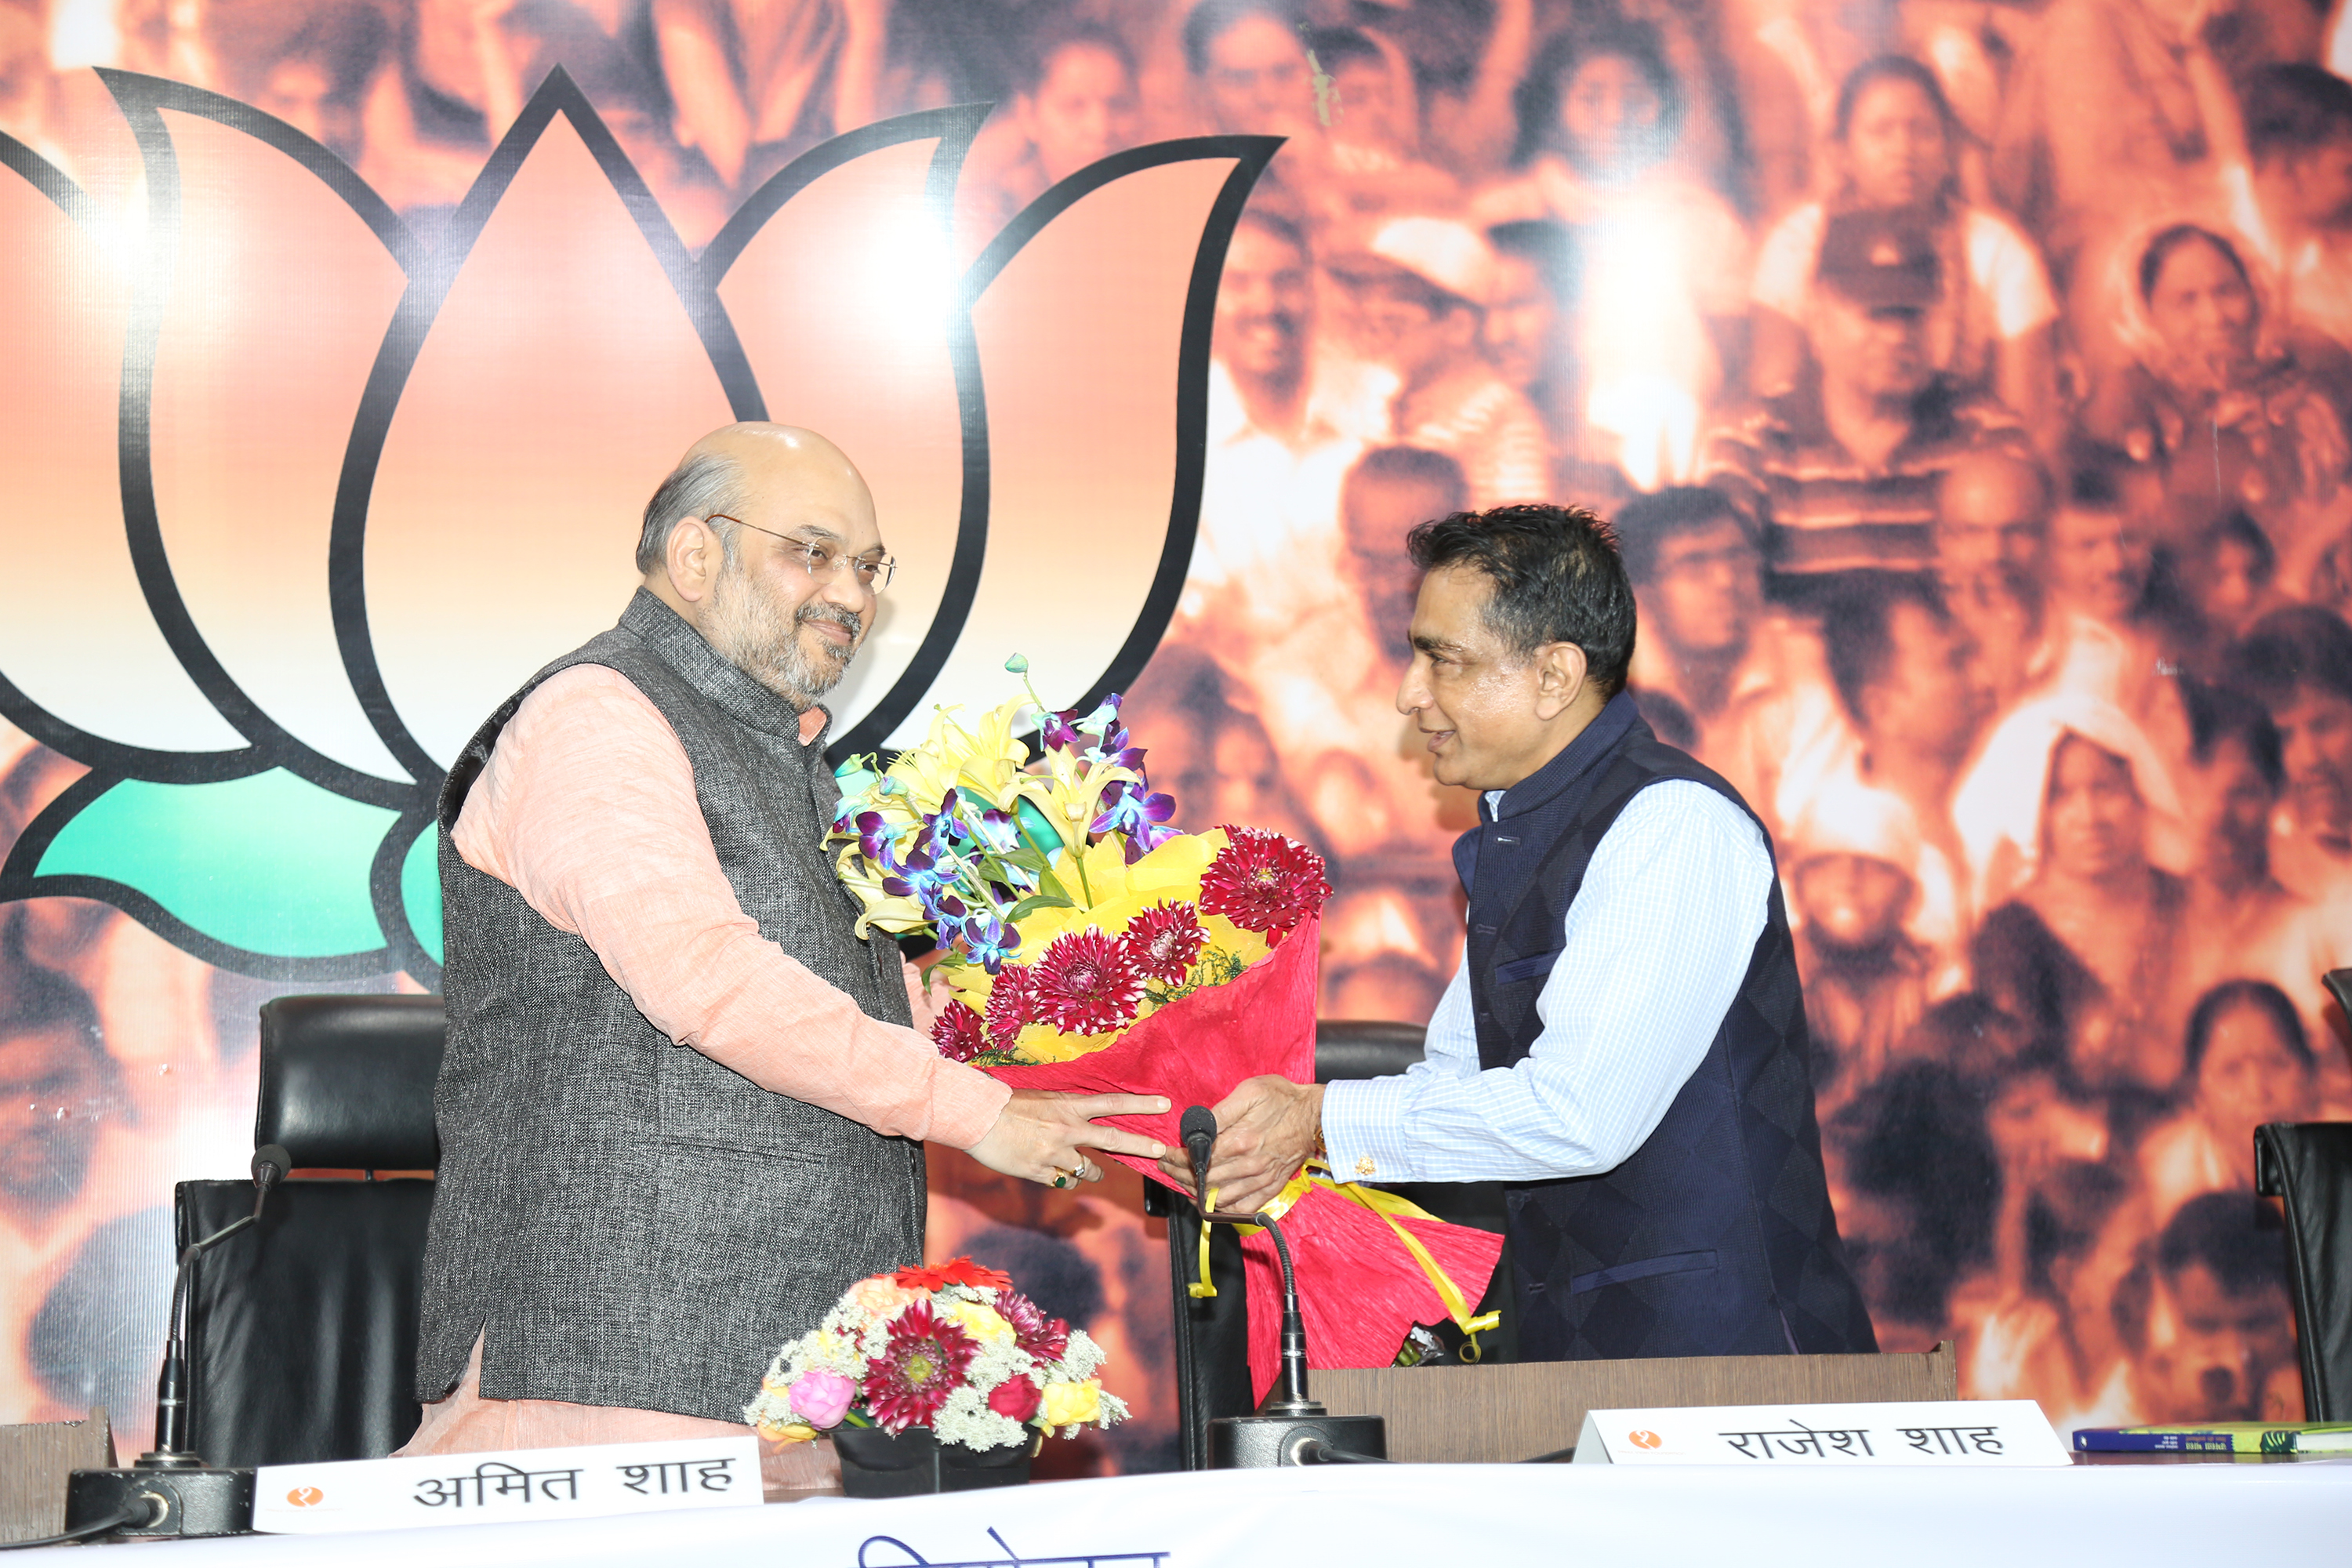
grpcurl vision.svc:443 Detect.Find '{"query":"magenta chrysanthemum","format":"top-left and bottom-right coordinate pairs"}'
top-left (931, 1000), bottom-right (985, 1062)
top-left (860, 1301), bottom-right (979, 1433)
top-left (1200, 827), bottom-right (1330, 940)
top-left (1029, 930), bottom-right (1146, 1034)
top-left (984, 964), bottom-right (1040, 1048)
top-left (996, 1290), bottom-right (1070, 1363)
top-left (1124, 900), bottom-right (1206, 984)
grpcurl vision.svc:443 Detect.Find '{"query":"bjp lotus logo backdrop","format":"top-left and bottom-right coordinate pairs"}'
top-left (0, 69), bottom-right (1270, 985)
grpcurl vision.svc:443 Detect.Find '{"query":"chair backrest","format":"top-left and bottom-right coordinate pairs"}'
top-left (180, 1177), bottom-right (437, 1467)
top-left (184, 995), bottom-right (447, 1468)
top-left (1312, 1019), bottom-right (1428, 1083)
top-left (257, 994), bottom-right (445, 1170)
top-left (2254, 1120), bottom-right (2352, 1422)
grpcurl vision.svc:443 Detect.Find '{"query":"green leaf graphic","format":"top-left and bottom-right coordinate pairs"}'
top-left (39, 771), bottom-right (397, 957)
top-left (400, 820), bottom-right (444, 965)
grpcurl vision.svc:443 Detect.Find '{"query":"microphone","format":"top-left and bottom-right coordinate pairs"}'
top-left (1179, 1105), bottom-right (1218, 1196)
top-left (1247, 1210), bottom-right (1315, 1417)
top-left (250, 1144), bottom-right (290, 1221)
top-left (64, 1145), bottom-right (289, 1539)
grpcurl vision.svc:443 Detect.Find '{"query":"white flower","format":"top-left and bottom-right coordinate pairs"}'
top-left (1054, 1328), bottom-right (1108, 1381)
top-left (932, 1385), bottom-right (1025, 1453)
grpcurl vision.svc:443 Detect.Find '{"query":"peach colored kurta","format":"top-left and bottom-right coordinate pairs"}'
top-left (399, 663), bottom-right (1005, 1479)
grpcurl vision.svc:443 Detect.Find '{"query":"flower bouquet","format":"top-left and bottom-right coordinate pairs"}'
top-left (829, 660), bottom-right (1504, 1399)
top-left (743, 1256), bottom-right (1124, 1496)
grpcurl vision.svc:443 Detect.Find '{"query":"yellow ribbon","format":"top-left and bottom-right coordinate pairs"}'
top-left (1182, 1163), bottom-right (1501, 1356)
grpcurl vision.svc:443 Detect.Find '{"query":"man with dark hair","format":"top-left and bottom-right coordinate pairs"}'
top-left (1935, 450), bottom-right (2056, 710)
top-left (2114, 1191), bottom-right (2297, 1421)
top-left (1168, 503), bottom-right (1877, 1362)
top-left (1341, 445), bottom-right (1469, 659)
top-left (2231, 604), bottom-right (2352, 896)
top-left (1482, 220), bottom-right (1578, 463)
top-left (1783, 572), bottom-right (1986, 985)
top-left (1821, 1062), bottom-right (1998, 1340)
top-left (1706, 209), bottom-right (2035, 595)
top-left (2235, 61), bottom-right (2352, 345)
top-left (0, 964), bottom-right (113, 1222)
top-left (1616, 486), bottom-right (1838, 825)
top-left (2180, 684), bottom-right (2298, 970)
top-left (1820, 575), bottom-right (1987, 819)
top-left (1328, 216), bottom-right (1552, 509)
top-left (1189, 207), bottom-right (1388, 639)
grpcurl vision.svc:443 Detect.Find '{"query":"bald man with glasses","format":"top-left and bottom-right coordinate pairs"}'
top-left (405, 424), bottom-right (1163, 1483)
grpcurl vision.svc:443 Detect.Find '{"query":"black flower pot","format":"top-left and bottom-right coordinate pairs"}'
top-left (832, 1425), bottom-right (1033, 1498)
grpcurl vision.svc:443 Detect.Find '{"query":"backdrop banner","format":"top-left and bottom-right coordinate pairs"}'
top-left (5, 0), bottom-right (2350, 1470)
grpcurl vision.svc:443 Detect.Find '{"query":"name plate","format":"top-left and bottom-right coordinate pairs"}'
top-left (252, 1435), bottom-right (761, 1534)
top-left (1573, 1399), bottom-right (2068, 1466)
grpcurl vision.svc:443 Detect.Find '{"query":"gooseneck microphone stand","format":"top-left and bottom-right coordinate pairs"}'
top-left (1181, 1106), bottom-right (1388, 1468)
top-left (60, 1146), bottom-right (291, 1540)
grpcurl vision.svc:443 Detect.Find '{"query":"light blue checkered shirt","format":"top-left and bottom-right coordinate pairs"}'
top-left (1321, 779), bottom-right (1773, 1185)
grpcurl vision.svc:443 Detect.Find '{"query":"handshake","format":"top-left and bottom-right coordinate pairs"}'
top-left (964, 1074), bottom-right (1327, 1216)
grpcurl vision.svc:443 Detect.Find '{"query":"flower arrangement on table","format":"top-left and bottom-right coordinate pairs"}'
top-left (825, 659), bottom-right (1505, 1399)
top-left (744, 1256), bottom-right (1125, 1454)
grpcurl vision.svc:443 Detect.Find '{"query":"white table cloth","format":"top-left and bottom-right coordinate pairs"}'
top-left (160, 1457), bottom-right (2352, 1567)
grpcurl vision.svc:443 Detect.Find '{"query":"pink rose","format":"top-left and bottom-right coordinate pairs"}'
top-left (985, 1374), bottom-right (1041, 1423)
top-left (789, 1369), bottom-right (856, 1428)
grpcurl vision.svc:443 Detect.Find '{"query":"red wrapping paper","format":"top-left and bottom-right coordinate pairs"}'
top-left (978, 915), bottom-right (1504, 1400)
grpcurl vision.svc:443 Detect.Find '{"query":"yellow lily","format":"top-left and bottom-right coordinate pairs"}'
top-left (833, 842), bottom-right (928, 939)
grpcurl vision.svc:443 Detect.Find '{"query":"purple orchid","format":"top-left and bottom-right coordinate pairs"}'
top-left (952, 906), bottom-right (1022, 973)
top-left (1091, 779), bottom-right (1179, 862)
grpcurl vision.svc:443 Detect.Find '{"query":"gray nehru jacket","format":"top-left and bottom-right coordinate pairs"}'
top-left (416, 589), bottom-right (925, 1424)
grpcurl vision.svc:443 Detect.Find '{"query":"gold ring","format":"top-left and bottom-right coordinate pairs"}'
top-left (1050, 1168), bottom-right (1074, 1189)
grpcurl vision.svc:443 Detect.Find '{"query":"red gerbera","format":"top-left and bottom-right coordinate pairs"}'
top-left (1124, 900), bottom-right (1206, 984)
top-left (996, 1290), bottom-right (1070, 1363)
top-left (1200, 827), bottom-right (1331, 942)
top-left (983, 964), bottom-right (1039, 1049)
top-left (861, 1301), bottom-right (979, 1433)
top-left (1029, 930), bottom-right (1146, 1035)
top-left (895, 1255), bottom-right (1013, 1291)
top-left (930, 1000), bottom-right (985, 1062)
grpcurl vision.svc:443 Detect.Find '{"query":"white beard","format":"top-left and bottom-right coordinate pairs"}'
top-left (703, 561), bottom-right (862, 709)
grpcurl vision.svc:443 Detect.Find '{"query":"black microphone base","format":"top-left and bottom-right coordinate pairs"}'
top-left (67, 1464), bottom-right (256, 1538)
top-left (1207, 1412), bottom-right (1386, 1468)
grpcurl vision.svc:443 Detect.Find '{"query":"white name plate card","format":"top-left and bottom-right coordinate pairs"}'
top-left (252, 1434), bottom-right (762, 1534)
top-left (1573, 1399), bottom-right (2069, 1467)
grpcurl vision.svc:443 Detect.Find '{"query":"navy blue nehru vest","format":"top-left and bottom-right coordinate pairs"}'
top-left (1458, 691), bottom-right (1877, 1361)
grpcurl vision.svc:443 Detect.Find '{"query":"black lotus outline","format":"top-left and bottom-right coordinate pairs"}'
top-left (0, 68), bottom-right (1275, 987)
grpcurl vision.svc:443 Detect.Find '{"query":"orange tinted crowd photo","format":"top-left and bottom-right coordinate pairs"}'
top-left (5, 0), bottom-right (2352, 1452)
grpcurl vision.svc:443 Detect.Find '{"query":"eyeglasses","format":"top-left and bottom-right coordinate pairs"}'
top-left (710, 515), bottom-right (895, 592)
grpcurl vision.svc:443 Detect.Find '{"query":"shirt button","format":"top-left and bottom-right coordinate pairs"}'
top-left (1355, 1156), bottom-right (1377, 1177)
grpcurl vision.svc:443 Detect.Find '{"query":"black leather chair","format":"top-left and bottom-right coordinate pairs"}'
top-left (176, 995), bottom-right (444, 1468)
top-left (1145, 1019), bottom-right (1515, 1468)
top-left (2254, 1120), bottom-right (2352, 1422)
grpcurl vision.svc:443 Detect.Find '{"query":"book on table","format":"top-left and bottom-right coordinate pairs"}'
top-left (2071, 1423), bottom-right (2352, 1454)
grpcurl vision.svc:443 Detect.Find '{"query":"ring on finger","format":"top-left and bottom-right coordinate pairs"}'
top-left (1049, 1167), bottom-right (1075, 1189)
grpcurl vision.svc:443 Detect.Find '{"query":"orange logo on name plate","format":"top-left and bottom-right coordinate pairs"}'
top-left (286, 1486), bottom-right (325, 1508)
top-left (1627, 1430), bottom-right (1664, 1450)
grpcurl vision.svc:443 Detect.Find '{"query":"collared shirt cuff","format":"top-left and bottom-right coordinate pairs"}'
top-left (928, 1061), bottom-right (1013, 1151)
top-left (1318, 1076), bottom-right (1419, 1185)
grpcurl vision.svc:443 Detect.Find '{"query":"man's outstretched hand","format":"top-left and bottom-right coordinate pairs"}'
top-left (1155, 1075), bottom-right (1326, 1216)
top-left (967, 1089), bottom-right (1170, 1186)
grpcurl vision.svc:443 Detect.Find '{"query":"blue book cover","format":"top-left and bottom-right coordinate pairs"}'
top-left (2073, 1425), bottom-right (2352, 1454)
